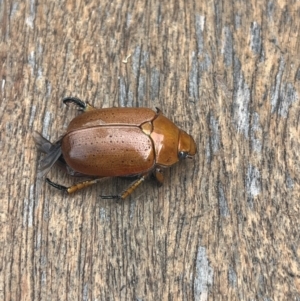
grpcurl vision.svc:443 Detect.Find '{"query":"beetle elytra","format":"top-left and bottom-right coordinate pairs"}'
top-left (34, 97), bottom-right (197, 199)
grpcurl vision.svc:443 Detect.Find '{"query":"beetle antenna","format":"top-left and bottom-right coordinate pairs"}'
top-left (63, 97), bottom-right (87, 111)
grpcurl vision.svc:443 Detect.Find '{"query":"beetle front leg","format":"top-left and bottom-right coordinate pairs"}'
top-left (63, 97), bottom-right (96, 112)
top-left (101, 175), bottom-right (146, 200)
top-left (46, 178), bottom-right (103, 193)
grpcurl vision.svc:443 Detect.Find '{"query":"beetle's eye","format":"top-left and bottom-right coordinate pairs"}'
top-left (178, 151), bottom-right (188, 159)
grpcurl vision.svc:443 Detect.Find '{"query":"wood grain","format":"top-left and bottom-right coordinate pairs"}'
top-left (1, 0), bottom-right (300, 300)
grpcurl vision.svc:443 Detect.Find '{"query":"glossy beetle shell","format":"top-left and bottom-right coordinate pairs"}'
top-left (62, 126), bottom-right (155, 177)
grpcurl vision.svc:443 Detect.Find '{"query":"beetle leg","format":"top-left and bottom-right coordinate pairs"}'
top-left (155, 107), bottom-right (163, 115)
top-left (46, 178), bottom-right (102, 193)
top-left (63, 97), bottom-right (96, 112)
top-left (101, 176), bottom-right (146, 200)
top-left (154, 168), bottom-right (164, 186)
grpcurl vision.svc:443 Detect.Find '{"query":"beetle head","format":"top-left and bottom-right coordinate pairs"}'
top-left (178, 130), bottom-right (197, 159)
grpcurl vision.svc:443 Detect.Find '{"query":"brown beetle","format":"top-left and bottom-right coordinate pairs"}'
top-left (34, 97), bottom-right (197, 199)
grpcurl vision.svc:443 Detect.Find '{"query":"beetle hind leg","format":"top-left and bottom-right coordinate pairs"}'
top-left (101, 176), bottom-right (146, 200)
top-left (63, 97), bottom-right (96, 112)
top-left (46, 177), bottom-right (102, 193)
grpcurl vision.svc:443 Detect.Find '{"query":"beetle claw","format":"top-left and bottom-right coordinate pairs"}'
top-left (100, 195), bottom-right (121, 200)
top-left (155, 107), bottom-right (162, 115)
top-left (46, 178), bottom-right (67, 191)
top-left (63, 97), bottom-right (87, 110)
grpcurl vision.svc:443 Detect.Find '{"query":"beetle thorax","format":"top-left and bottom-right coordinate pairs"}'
top-left (150, 115), bottom-right (180, 167)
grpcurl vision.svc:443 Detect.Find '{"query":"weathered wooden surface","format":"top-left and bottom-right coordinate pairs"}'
top-left (1, 0), bottom-right (300, 300)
